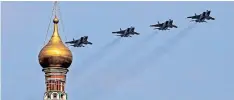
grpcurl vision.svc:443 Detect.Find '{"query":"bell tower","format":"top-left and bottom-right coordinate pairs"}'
top-left (38, 2), bottom-right (73, 100)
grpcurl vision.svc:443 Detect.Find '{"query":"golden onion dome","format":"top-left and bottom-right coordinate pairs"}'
top-left (38, 16), bottom-right (73, 68)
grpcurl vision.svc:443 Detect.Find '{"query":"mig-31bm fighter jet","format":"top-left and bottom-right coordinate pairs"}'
top-left (65, 37), bottom-right (85, 47)
top-left (65, 36), bottom-right (92, 47)
top-left (150, 19), bottom-right (178, 30)
top-left (187, 10), bottom-right (215, 23)
top-left (112, 26), bottom-right (140, 37)
top-left (150, 21), bottom-right (169, 30)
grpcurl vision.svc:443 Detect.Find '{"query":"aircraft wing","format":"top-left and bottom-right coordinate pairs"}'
top-left (71, 44), bottom-right (84, 47)
top-left (191, 17), bottom-right (207, 23)
top-left (171, 24), bottom-right (178, 28)
top-left (132, 32), bottom-right (140, 35)
top-left (116, 33), bottom-right (132, 37)
top-left (154, 26), bottom-right (170, 30)
top-left (116, 34), bottom-right (132, 37)
top-left (206, 16), bottom-right (215, 20)
top-left (72, 40), bottom-right (84, 47)
top-left (87, 42), bottom-right (93, 45)
top-left (83, 40), bottom-right (93, 45)
top-left (116, 34), bottom-right (125, 37)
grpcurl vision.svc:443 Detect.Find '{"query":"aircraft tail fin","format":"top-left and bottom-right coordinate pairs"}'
top-left (73, 38), bottom-right (75, 41)
top-left (80, 37), bottom-right (84, 41)
top-left (207, 11), bottom-right (211, 16)
top-left (84, 36), bottom-right (88, 41)
top-left (120, 28), bottom-right (122, 31)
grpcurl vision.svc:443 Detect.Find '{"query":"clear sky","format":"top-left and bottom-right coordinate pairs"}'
top-left (2, 1), bottom-right (234, 100)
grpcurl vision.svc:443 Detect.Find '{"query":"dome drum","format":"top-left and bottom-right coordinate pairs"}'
top-left (42, 67), bottom-right (69, 74)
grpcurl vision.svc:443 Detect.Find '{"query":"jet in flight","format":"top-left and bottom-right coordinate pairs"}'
top-left (188, 12), bottom-right (207, 23)
top-left (187, 10), bottom-right (215, 23)
top-left (150, 21), bottom-right (169, 30)
top-left (65, 36), bottom-right (92, 47)
top-left (112, 27), bottom-right (140, 37)
top-left (66, 37), bottom-right (85, 47)
top-left (150, 19), bottom-right (177, 30)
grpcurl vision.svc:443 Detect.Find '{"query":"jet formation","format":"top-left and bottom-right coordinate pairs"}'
top-left (66, 10), bottom-right (215, 48)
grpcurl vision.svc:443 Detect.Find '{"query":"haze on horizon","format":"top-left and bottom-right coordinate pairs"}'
top-left (2, 1), bottom-right (234, 100)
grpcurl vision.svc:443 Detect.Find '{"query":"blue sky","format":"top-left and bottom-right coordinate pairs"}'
top-left (2, 1), bottom-right (234, 100)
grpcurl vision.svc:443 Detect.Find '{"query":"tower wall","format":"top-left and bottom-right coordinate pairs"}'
top-left (43, 68), bottom-right (68, 100)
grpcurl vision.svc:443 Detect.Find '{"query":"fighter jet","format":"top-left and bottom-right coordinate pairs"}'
top-left (112, 28), bottom-right (131, 37)
top-left (112, 27), bottom-right (139, 37)
top-left (187, 10), bottom-right (215, 23)
top-left (81, 36), bottom-right (93, 45)
top-left (65, 37), bottom-right (84, 44)
top-left (65, 37), bottom-right (85, 47)
top-left (188, 12), bottom-right (207, 23)
top-left (150, 20), bottom-right (170, 30)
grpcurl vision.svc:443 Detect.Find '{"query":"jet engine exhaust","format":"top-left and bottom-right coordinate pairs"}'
top-left (148, 23), bottom-right (197, 63)
top-left (102, 37), bottom-right (121, 49)
top-left (127, 23), bottom-right (197, 79)
top-left (114, 32), bottom-right (157, 61)
top-left (69, 38), bottom-right (123, 91)
top-left (80, 37), bottom-right (121, 72)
